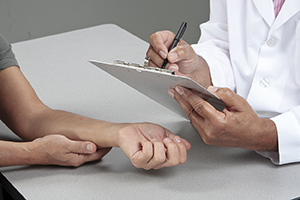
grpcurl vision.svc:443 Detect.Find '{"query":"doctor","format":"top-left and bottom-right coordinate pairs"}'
top-left (147, 0), bottom-right (300, 165)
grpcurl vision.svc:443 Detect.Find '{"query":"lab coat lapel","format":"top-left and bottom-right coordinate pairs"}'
top-left (252, 0), bottom-right (274, 27)
top-left (269, 0), bottom-right (300, 35)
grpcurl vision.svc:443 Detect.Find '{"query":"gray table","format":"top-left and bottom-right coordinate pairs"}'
top-left (0, 24), bottom-right (299, 200)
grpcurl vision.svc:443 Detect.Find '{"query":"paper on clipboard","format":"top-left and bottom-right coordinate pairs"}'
top-left (89, 60), bottom-right (225, 119)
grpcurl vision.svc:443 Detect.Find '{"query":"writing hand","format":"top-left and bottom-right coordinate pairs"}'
top-left (146, 30), bottom-right (212, 88)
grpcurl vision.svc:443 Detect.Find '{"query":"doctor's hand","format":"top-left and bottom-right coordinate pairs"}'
top-left (116, 123), bottom-right (191, 170)
top-left (168, 86), bottom-right (278, 151)
top-left (147, 30), bottom-right (212, 88)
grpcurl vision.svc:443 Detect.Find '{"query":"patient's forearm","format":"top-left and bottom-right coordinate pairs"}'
top-left (23, 108), bottom-right (126, 148)
top-left (0, 140), bottom-right (34, 167)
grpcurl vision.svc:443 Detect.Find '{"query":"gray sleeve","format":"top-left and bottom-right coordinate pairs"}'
top-left (0, 34), bottom-right (19, 71)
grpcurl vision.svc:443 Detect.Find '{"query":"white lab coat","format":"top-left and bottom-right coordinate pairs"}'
top-left (192, 0), bottom-right (300, 164)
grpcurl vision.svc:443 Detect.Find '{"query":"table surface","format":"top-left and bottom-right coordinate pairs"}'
top-left (0, 24), bottom-right (299, 200)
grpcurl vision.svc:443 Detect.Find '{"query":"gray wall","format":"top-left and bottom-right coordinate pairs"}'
top-left (0, 0), bottom-right (210, 44)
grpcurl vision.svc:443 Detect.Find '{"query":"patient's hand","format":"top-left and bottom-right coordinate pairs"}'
top-left (116, 123), bottom-right (191, 170)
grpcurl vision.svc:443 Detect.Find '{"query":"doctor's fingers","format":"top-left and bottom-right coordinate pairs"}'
top-left (170, 88), bottom-right (207, 129)
top-left (169, 88), bottom-right (203, 120)
top-left (174, 86), bottom-right (222, 123)
top-left (167, 40), bottom-right (194, 64)
top-left (146, 33), bottom-right (177, 69)
top-left (211, 87), bottom-right (249, 111)
top-left (170, 88), bottom-right (218, 144)
top-left (149, 30), bottom-right (175, 57)
top-left (146, 46), bottom-right (165, 68)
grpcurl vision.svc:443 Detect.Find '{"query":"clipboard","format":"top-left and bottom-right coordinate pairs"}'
top-left (89, 60), bottom-right (225, 119)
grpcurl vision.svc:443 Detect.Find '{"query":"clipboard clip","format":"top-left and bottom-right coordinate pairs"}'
top-left (114, 58), bottom-right (175, 75)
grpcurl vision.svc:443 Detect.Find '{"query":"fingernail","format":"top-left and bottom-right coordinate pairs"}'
top-left (168, 89), bottom-right (175, 98)
top-left (159, 51), bottom-right (167, 59)
top-left (164, 138), bottom-right (172, 143)
top-left (174, 136), bottom-right (182, 143)
top-left (208, 86), bottom-right (218, 92)
top-left (169, 65), bottom-right (178, 71)
top-left (169, 52), bottom-right (178, 61)
top-left (175, 86), bottom-right (184, 95)
top-left (86, 144), bottom-right (92, 152)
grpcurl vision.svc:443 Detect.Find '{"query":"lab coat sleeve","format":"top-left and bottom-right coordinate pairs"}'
top-left (270, 107), bottom-right (300, 165)
top-left (257, 108), bottom-right (300, 165)
top-left (191, 0), bottom-right (235, 91)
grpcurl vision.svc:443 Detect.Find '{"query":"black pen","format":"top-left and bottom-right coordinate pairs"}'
top-left (161, 21), bottom-right (187, 69)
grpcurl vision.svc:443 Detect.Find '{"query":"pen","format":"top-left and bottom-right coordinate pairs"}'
top-left (161, 21), bottom-right (187, 69)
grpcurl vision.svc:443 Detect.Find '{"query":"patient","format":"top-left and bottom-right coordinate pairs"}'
top-left (0, 34), bottom-right (191, 170)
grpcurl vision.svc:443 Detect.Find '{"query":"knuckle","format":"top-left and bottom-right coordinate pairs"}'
top-left (176, 48), bottom-right (186, 58)
top-left (133, 163), bottom-right (141, 169)
top-left (165, 140), bottom-right (176, 148)
top-left (131, 161), bottom-right (143, 169)
top-left (201, 130), bottom-right (218, 145)
top-left (186, 106), bottom-right (196, 119)
top-left (180, 158), bottom-right (187, 164)
top-left (219, 87), bottom-right (232, 98)
top-left (76, 147), bottom-right (85, 154)
top-left (201, 124), bottom-right (226, 145)
top-left (193, 101), bottom-right (206, 115)
top-left (223, 89), bottom-right (233, 98)
top-left (202, 139), bottom-right (209, 145)
top-left (143, 151), bottom-right (152, 160)
top-left (149, 32), bottom-right (156, 41)
top-left (177, 46), bottom-right (186, 59)
top-left (149, 32), bottom-right (161, 42)
top-left (154, 155), bottom-right (166, 164)
top-left (189, 111), bottom-right (198, 122)
top-left (151, 150), bottom-right (166, 163)
top-left (202, 135), bottom-right (214, 145)
top-left (169, 159), bottom-right (180, 166)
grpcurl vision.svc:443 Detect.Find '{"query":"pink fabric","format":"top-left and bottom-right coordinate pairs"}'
top-left (273, 0), bottom-right (285, 17)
